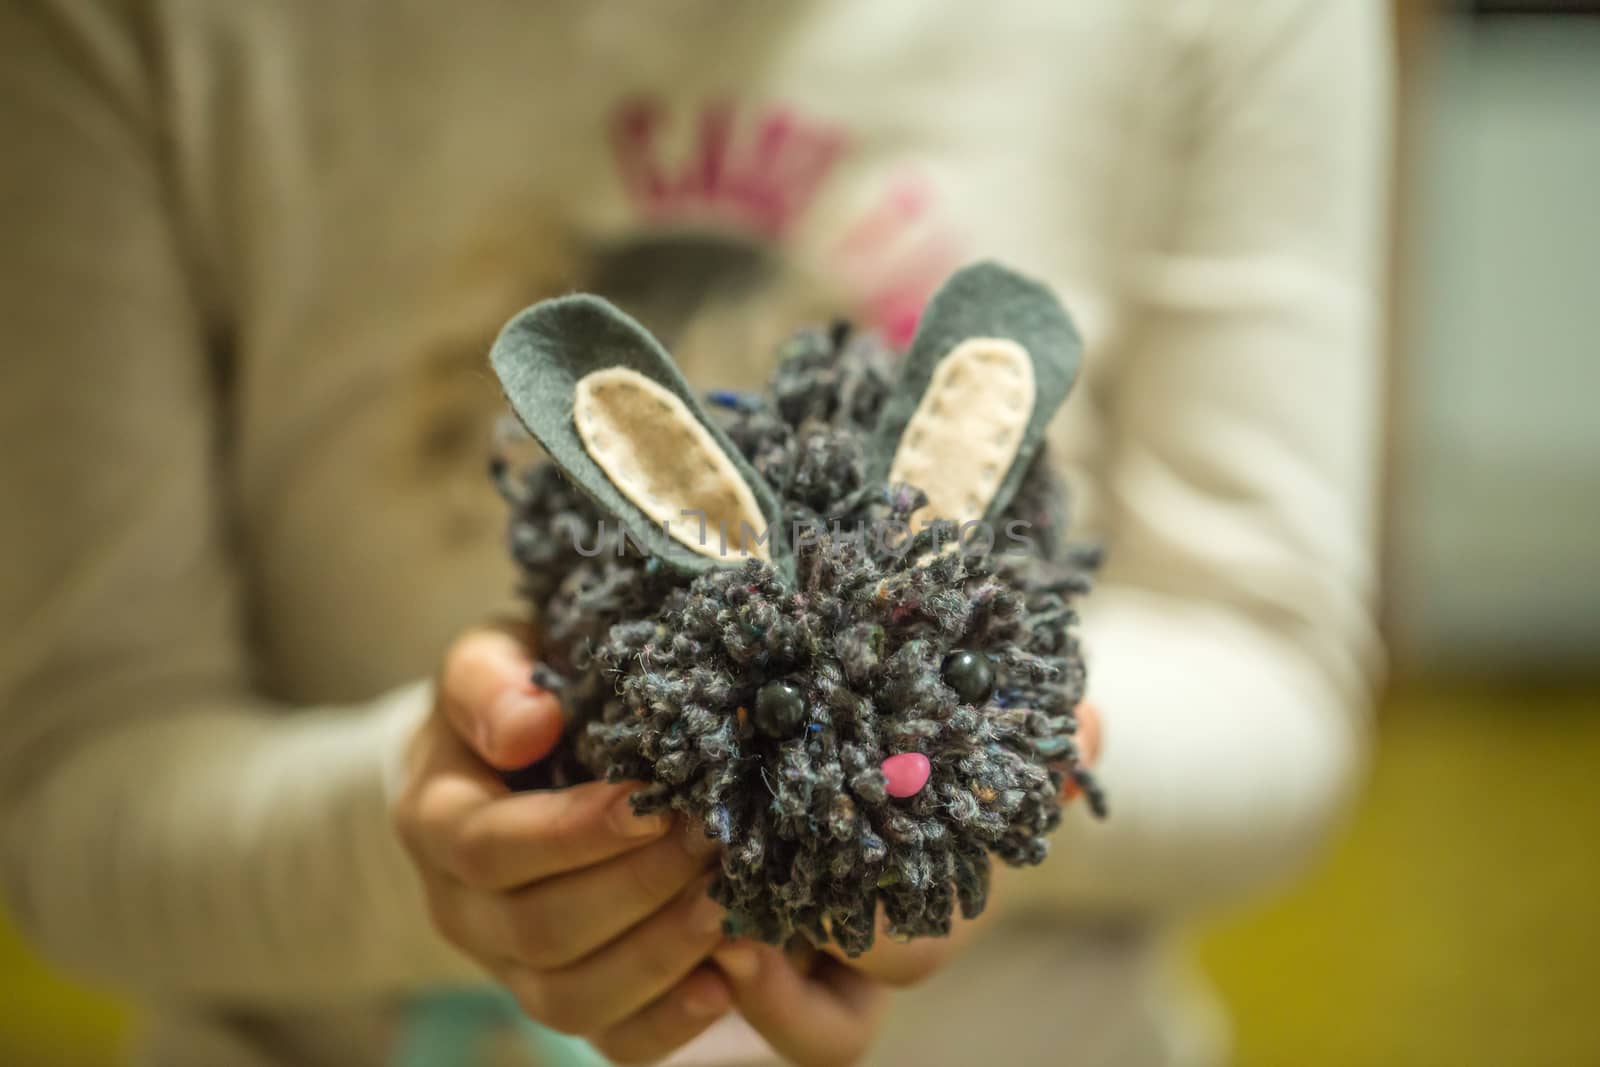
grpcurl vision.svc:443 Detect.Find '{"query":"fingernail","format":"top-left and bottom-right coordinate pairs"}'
top-left (609, 793), bottom-right (668, 839)
top-left (682, 981), bottom-right (727, 1018)
top-left (691, 884), bottom-right (726, 936)
top-left (715, 945), bottom-right (759, 982)
top-left (483, 689), bottom-right (540, 757)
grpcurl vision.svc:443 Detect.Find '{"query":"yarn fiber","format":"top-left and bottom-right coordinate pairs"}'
top-left (493, 323), bottom-right (1102, 955)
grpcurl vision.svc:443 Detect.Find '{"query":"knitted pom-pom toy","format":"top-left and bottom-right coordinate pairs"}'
top-left (488, 261), bottom-right (1105, 956)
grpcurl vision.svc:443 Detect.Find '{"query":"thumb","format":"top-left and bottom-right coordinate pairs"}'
top-left (440, 624), bottom-right (565, 771)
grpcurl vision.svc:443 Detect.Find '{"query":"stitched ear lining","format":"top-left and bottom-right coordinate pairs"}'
top-left (574, 368), bottom-right (771, 562)
top-left (870, 261), bottom-right (1084, 531)
top-left (887, 338), bottom-right (1036, 532)
top-left (489, 294), bottom-right (786, 575)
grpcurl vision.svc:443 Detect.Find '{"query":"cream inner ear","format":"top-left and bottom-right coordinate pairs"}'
top-left (573, 367), bottom-right (771, 562)
top-left (888, 337), bottom-right (1036, 534)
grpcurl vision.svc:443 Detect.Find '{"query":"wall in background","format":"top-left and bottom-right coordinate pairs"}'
top-left (1391, 14), bottom-right (1600, 673)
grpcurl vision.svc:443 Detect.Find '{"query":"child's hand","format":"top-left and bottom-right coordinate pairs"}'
top-left (392, 625), bottom-right (735, 1063)
top-left (712, 942), bottom-right (888, 1066)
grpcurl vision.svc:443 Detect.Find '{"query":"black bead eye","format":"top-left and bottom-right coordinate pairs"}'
top-left (753, 680), bottom-right (806, 737)
top-left (942, 650), bottom-right (994, 705)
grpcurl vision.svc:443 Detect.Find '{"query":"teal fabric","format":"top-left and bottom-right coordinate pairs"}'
top-left (396, 987), bottom-right (610, 1067)
top-left (489, 294), bottom-right (789, 578)
top-left (868, 260), bottom-right (1084, 524)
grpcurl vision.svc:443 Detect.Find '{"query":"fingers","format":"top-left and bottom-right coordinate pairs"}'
top-left (1062, 699), bottom-right (1102, 802)
top-left (471, 825), bottom-right (715, 968)
top-left (715, 943), bottom-right (886, 1066)
top-left (591, 966), bottom-right (732, 1065)
top-left (404, 725), bottom-right (672, 890)
top-left (440, 626), bottom-right (564, 770)
top-left (499, 825), bottom-right (713, 966)
top-left (393, 715), bottom-right (508, 875)
top-left (820, 916), bottom-right (954, 988)
top-left (448, 778), bottom-right (671, 890)
top-left (506, 877), bottom-right (730, 1035)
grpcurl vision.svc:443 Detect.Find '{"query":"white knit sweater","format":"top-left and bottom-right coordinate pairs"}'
top-left (0, 1), bottom-right (1388, 1063)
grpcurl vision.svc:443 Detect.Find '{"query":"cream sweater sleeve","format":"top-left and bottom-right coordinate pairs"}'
top-left (0, 3), bottom-right (474, 1001)
top-left (1025, 0), bottom-right (1389, 913)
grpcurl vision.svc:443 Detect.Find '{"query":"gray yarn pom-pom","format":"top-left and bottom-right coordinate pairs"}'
top-left (493, 324), bottom-right (1102, 955)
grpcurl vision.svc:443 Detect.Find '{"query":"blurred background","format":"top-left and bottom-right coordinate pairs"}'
top-left (1205, 2), bottom-right (1600, 1064)
top-left (3, 2), bottom-right (1597, 1065)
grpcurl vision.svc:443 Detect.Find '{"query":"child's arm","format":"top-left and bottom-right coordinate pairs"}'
top-left (1027, 0), bottom-right (1389, 913)
top-left (0, 2), bottom-right (471, 1001)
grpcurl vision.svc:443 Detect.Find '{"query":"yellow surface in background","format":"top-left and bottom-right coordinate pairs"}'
top-left (0, 916), bottom-right (124, 1066)
top-left (2, 685), bottom-right (1597, 1066)
top-left (1197, 683), bottom-right (1600, 1067)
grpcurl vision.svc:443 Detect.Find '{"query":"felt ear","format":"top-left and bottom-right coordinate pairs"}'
top-left (490, 294), bottom-right (787, 574)
top-left (870, 261), bottom-right (1083, 533)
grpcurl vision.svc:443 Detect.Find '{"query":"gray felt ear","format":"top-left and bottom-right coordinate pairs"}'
top-left (870, 261), bottom-right (1083, 532)
top-left (490, 294), bottom-right (787, 575)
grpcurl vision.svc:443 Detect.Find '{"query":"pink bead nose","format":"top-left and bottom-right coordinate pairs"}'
top-left (881, 752), bottom-right (931, 798)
